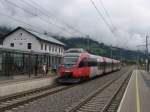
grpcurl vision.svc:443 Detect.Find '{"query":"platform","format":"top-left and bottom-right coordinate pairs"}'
top-left (117, 70), bottom-right (150, 112)
top-left (0, 75), bottom-right (57, 97)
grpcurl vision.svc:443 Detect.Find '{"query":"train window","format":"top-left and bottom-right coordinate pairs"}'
top-left (102, 62), bottom-right (105, 69)
top-left (87, 58), bottom-right (97, 67)
top-left (98, 62), bottom-right (101, 70)
top-left (79, 61), bottom-right (84, 67)
top-left (100, 63), bottom-right (102, 70)
top-left (79, 59), bottom-right (88, 67)
top-left (63, 56), bottom-right (78, 67)
top-left (105, 63), bottom-right (107, 68)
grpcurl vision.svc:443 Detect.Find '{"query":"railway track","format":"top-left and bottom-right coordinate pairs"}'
top-left (66, 70), bottom-right (132, 112)
top-left (102, 71), bottom-right (131, 112)
top-left (0, 68), bottom-right (129, 112)
top-left (0, 84), bottom-right (75, 112)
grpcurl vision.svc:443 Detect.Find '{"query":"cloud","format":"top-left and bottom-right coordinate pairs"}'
top-left (0, 0), bottom-right (150, 51)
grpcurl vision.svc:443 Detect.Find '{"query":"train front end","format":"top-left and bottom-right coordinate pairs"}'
top-left (57, 49), bottom-right (90, 83)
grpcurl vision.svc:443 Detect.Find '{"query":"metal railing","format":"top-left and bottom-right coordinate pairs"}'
top-left (0, 48), bottom-right (62, 77)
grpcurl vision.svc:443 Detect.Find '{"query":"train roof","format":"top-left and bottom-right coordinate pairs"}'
top-left (64, 52), bottom-right (89, 60)
top-left (112, 59), bottom-right (117, 63)
top-left (65, 48), bottom-right (87, 53)
top-left (64, 52), bottom-right (80, 57)
top-left (89, 54), bottom-right (104, 62)
top-left (64, 48), bottom-right (121, 63)
top-left (112, 59), bottom-right (120, 63)
top-left (103, 57), bottom-right (112, 63)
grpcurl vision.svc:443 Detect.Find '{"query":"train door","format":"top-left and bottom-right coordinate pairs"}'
top-left (97, 60), bottom-right (103, 75)
top-left (101, 62), bottom-right (104, 74)
top-left (88, 58), bottom-right (97, 77)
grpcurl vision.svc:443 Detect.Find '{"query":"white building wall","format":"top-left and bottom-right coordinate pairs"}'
top-left (2, 28), bottom-right (64, 56)
top-left (3, 29), bottom-right (41, 52)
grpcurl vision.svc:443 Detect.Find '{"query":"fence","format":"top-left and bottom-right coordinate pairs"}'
top-left (0, 48), bottom-right (62, 77)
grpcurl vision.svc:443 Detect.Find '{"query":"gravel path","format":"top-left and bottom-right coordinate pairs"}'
top-left (12, 68), bottom-right (128, 112)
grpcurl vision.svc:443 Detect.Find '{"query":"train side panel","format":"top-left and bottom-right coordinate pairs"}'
top-left (58, 49), bottom-right (121, 83)
top-left (73, 67), bottom-right (90, 78)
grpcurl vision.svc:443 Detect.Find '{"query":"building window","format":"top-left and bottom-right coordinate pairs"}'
top-left (52, 46), bottom-right (54, 52)
top-left (41, 43), bottom-right (43, 50)
top-left (59, 48), bottom-right (61, 53)
top-left (60, 48), bottom-right (61, 53)
top-left (55, 47), bottom-right (57, 52)
top-left (28, 43), bottom-right (32, 49)
top-left (10, 43), bottom-right (14, 47)
top-left (61, 48), bottom-right (64, 54)
top-left (49, 45), bottom-right (51, 51)
top-left (45, 44), bottom-right (47, 51)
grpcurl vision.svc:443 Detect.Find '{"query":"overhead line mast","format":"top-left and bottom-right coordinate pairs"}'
top-left (136, 35), bottom-right (149, 71)
top-left (146, 35), bottom-right (149, 72)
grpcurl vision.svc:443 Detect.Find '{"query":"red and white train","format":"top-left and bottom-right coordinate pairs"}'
top-left (57, 48), bottom-right (121, 83)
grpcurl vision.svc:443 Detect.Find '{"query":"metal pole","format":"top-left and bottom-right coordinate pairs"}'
top-left (136, 50), bottom-right (139, 68)
top-left (87, 35), bottom-right (90, 52)
top-left (29, 53), bottom-right (31, 78)
top-left (120, 50), bottom-right (122, 64)
top-left (146, 35), bottom-right (149, 72)
top-left (110, 45), bottom-right (112, 58)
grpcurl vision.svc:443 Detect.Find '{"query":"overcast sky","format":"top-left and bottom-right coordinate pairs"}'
top-left (0, 0), bottom-right (150, 51)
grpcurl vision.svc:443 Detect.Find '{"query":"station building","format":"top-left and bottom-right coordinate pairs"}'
top-left (0, 27), bottom-right (65, 76)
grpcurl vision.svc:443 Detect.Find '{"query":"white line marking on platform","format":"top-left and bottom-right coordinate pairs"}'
top-left (117, 70), bottom-right (134, 112)
top-left (136, 70), bottom-right (141, 112)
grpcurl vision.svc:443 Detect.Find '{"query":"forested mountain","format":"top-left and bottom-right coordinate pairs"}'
top-left (0, 26), bottom-right (12, 43)
top-left (55, 36), bottom-right (145, 64)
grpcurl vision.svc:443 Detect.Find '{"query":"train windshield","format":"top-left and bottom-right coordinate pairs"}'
top-left (63, 53), bottom-right (79, 67)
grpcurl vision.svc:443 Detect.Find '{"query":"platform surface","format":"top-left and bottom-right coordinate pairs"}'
top-left (117, 70), bottom-right (150, 112)
top-left (0, 75), bottom-right (57, 97)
